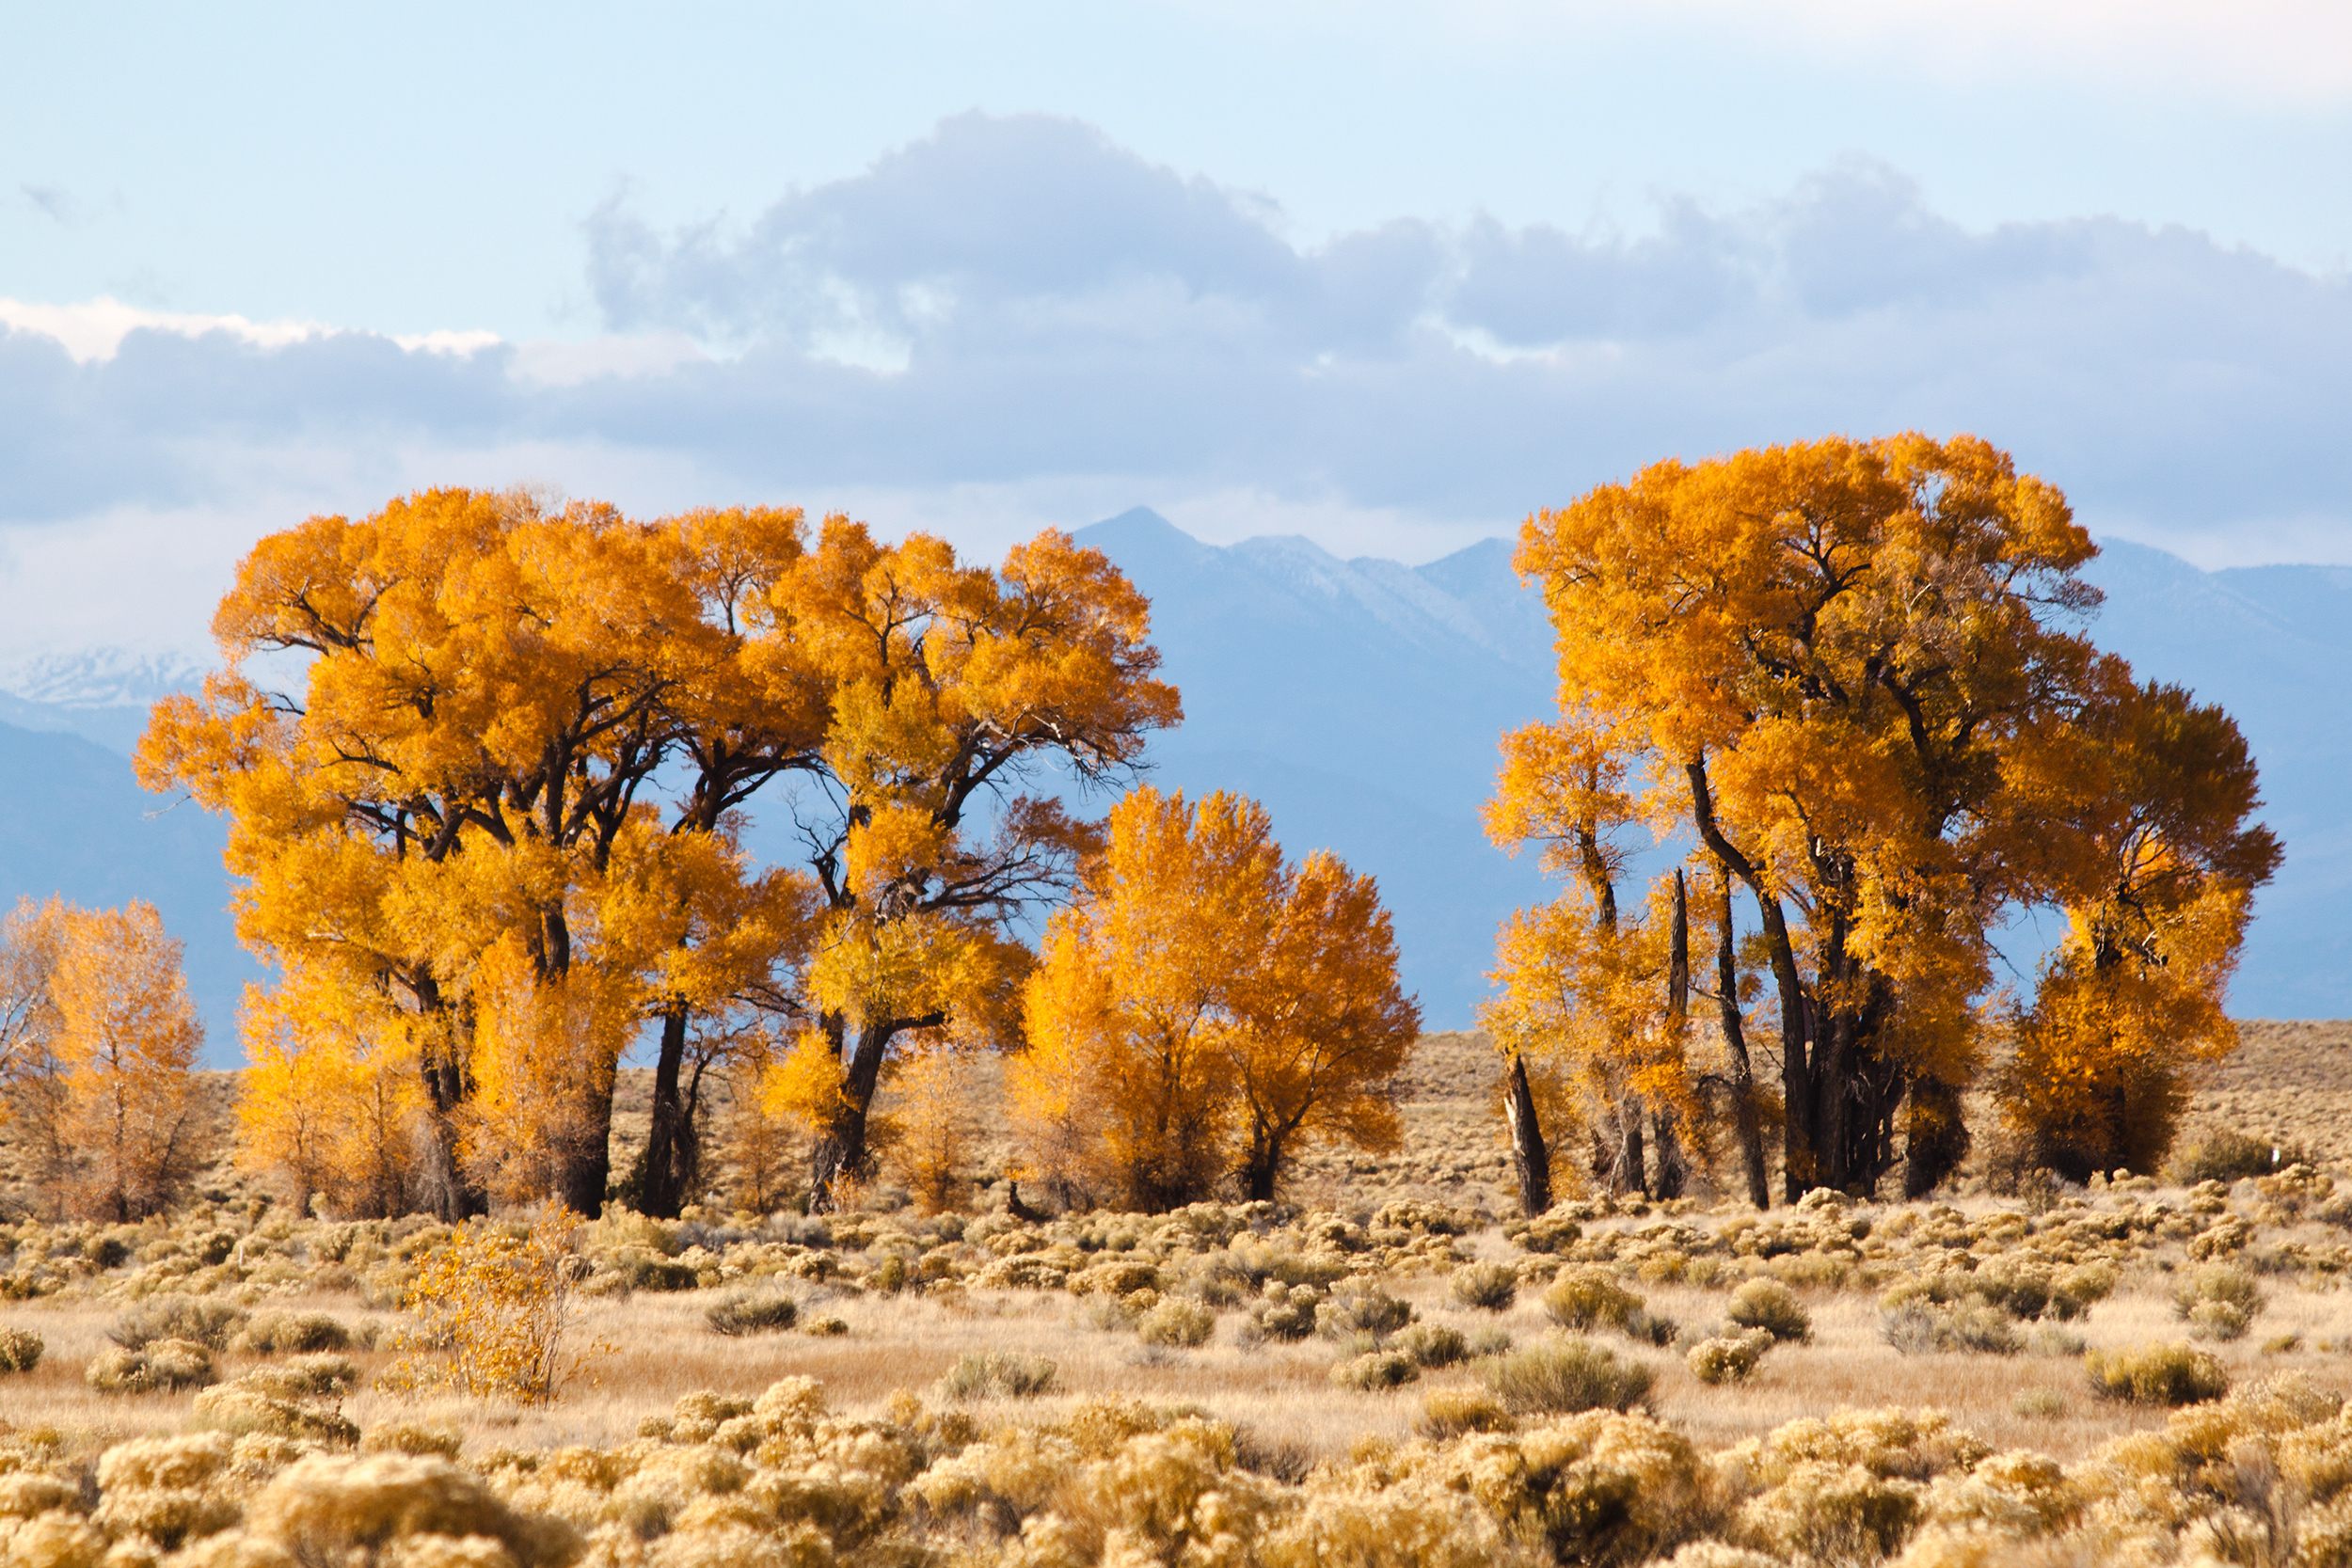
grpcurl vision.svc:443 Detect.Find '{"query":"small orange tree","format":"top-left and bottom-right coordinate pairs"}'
top-left (44, 901), bottom-right (208, 1221)
top-left (384, 1209), bottom-right (599, 1404)
top-left (1009, 786), bottom-right (1418, 1209)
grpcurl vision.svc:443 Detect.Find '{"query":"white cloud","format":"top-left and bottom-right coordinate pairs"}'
top-left (2, 112), bottom-right (2349, 662)
top-left (0, 296), bottom-right (499, 364)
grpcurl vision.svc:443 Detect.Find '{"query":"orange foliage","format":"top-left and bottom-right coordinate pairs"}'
top-left (1505, 435), bottom-right (2274, 1199)
top-left (1009, 786), bottom-right (1417, 1210)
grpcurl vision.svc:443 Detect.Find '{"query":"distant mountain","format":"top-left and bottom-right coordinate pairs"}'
top-left (0, 717), bottom-right (256, 1049)
top-left (0, 516), bottom-right (2344, 1059)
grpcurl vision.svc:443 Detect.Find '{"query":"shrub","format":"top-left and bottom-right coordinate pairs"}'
top-left (1317, 1285), bottom-right (1412, 1340)
top-left (383, 1210), bottom-right (596, 1404)
top-left (2085, 1342), bottom-right (2229, 1406)
top-left (1331, 1350), bottom-right (1419, 1391)
top-left (237, 1453), bottom-right (580, 1568)
top-left (1725, 1279), bottom-right (1811, 1343)
top-left (2167, 1129), bottom-right (2312, 1184)
top-left (1450, 1261), bottom-right (1518, 1312)
top-left (109, 1293), bottom-right (247, 1351)
top-left (1393, 1323), bottom-right (1469, 1369)
top-left (1542, 1265), bottom-right (1641, 1332)
top-left (1419, 1386), bottom-right (1514, 1437)
top-left (1689, 1328), bottom-right (1773, 1386)
top-left (0, 1326), bottom-right (40, 1373)
top-left (1248, 1282), bottom-right (1322, 1341)
top-left (193, 1378), bottom-right (362, 1446)
top-left (1137, 1298), bottom-right (1217, 1348)
top-left (1483, 1338), bottom-right (1656, 1415)
top-left (2173, 1263), bottom-right (2265, 1342)
top-left (1881, 1303), bottom-right (2024, 1356)
top-left (86, 1336), bottom-right (216, 1394)
top-left (361, 1422), bottom-right (464, 1458)
top-left (704, 1288), bottom-right (800, 1337)
top-left (235, 1310), bottom-right (354, 1354)
top-left (938, 1351), bottom-right (1058, 1401)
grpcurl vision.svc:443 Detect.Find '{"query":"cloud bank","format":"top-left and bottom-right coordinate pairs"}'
top-left (3, 111), bottom-right (2347, 657)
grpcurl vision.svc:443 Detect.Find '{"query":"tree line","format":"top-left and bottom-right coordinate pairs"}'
top-left (0, 436), bottom-right (2279, 1222)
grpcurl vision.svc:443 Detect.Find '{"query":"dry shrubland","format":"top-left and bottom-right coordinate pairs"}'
top-left (0, 1029), bottom-right (2348, 1564)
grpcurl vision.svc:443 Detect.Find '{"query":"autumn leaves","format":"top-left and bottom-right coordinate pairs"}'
top-left (1485, 436), bottom-right (2277, 1210)
top-left (114, 433), bottom-right (2280, 1224)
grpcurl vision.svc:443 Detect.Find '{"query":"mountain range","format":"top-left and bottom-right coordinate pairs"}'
top-left (1, 511), bottom-right (2342, 1063)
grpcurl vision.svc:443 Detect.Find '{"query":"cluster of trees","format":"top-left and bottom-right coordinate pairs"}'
top-left (0, 897), bottom-right (210, 1220)
top-left (62, 435), bottom-right (2280, 1226)
top-left (1485, 436), bottom-right (2279, 1209)
top-left (134, 487), bottom-right (1416, 1222)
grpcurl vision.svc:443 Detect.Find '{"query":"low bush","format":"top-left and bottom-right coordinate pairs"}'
top-left (0, 1326), bottom-right (41, 1373)
top-left (1393, 1323), bottom-right (1469, 1369)
top-left (704, 1288), bottom-right (800, 1337)
top-left (937, 1351), bottom-right (1058, 1401)
top-left (1317, 1285), bottom-right (1413, 1340)
top-left (1483, 1338), bottom-right (1656, 1415)
top-left (2085, 1342), bottom-right (2229, 1406)
top-left (86, 1337), bottom-right (217, 1394)
top-left (361, 1421), bottom-right (464, 1458)
top-left (1542, 1265), bottom-right (1641, 1332)
top-left (1450, 1261), bottom-right (1519, 1312)
top-left (2168, 1129), bottom-right (2312, 1185)
top-left (1331, 1349), bottom-right (1419, 1390)
top-left (1881, 1303), bottom-right (2024, 1356)
top-left (1688, 1327), bottom-right (1773, 1386)
top-left (235, 1310), bottom-right (354, 1354)
top-left (110, 1294), bottom-right (247, 1351)
top-left (1725, 1279), bottom-right (1811, 1344)
top-left (2173, 1263), bottom-right (2265, 1342)
top-left (1419, 1386), bottom-right (1515, 1437)
top-left (1248, 1282), bottom-right (1322, 1341)
top-left (1137, 1297), bottom-right (1217, 1348)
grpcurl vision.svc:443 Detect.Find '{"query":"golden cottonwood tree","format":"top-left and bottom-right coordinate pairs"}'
top-left (0, 896), bottom-right (71, 1204)
top-left (143, 489), bottom-right (1173, 1217)
top-left (1998, 680), bottom-right (2280, 1179)
top-left (1503, 435), bottom-right (2274, 1201)
top-left (755, 520), bottom-right (1181, 1211)
top-left (44, 902), bottom-right (208, 1221)
top-left (1009, 786), bottom-right (1417, 1211)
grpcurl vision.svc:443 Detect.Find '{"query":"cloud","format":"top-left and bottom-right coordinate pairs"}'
top-left (1, 109), bottom-right (2347, 656)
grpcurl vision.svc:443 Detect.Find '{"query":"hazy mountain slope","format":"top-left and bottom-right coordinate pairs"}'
top-left (0, 718), bottom-right (255, 1048)
top-left (2080, 542), bottom-right (2352, 1018)
top-left (0, 521), bottom-right (2344, 1053)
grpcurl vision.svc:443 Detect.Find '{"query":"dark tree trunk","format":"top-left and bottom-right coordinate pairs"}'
top-left (1903, 1076), bottom-right (1970, 1197)
top-left (414, 991), bottom-right (485, 1220)
top-left (632, 1005), bottom-right (694, 1218)
top-left (1502, 1053), bottom-right (1551, 1217)
top-left (1650, 1111), bottom-right (1689, 1198)
top-left (1614, 1106), bottom-right (1647, 1196)
top-left (558, 1072), bottom-right (616, 1218)
top-left (1712, 873), bottom-right (1771, 1209)
top-left (1243, 1143), bottom-right (1281, 1203)
top-left (808, 1018), bottom-right (892, 1213)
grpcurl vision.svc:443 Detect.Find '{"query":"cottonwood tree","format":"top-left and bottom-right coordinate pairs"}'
top-left (1502, 435), bottom-right (2274, 1201)
top-left (1009, 786), bottom-right (1418, 1211)
top-left (1998, 679), bottom-right (2280, 1179)
top-left (145, 490), bottom-right (1174, 1218)
top-left (44, 902), bottom-right (208, 1220)
top-left (755, 520), bottom-right (1180, 1211)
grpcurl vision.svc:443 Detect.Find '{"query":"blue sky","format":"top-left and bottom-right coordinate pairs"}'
top-left (4, 1), bottom-right (2349, 659)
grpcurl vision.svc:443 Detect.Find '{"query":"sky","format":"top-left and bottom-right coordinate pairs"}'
top-left (3, 0), bottom-right (2349, 662)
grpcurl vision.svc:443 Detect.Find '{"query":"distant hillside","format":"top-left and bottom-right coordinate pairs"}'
top-left (0, 521), bottom-right (2344, 1054)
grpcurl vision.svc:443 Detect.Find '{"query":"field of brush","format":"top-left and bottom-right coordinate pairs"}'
top-left (5, 1022), bottom-right (2352, 1567)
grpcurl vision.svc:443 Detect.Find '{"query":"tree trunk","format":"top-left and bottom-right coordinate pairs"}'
top-left (1650, 1110), bottom-right (1689, 1198)
top-left (808, 1018), bottom-right (892, 1213)
top-left (1243, 1139), bottom-right (1282, 1203)
top-left (1712, 873), bottom-right (1771, 1209)
top-left (632, 1005), bottom-right (694, 1218)
top-left (558, 1073), bottom-right (615, 1218)
top-left (1614, 1104), bottom-right (1647, 1196)
top-left (1903, 1076), bottom-right (1969, 1197)
top-left (1502, 1053), bottom-right (1551, 1217)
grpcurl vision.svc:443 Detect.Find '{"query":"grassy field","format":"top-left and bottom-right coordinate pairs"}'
top-left (4, 1022), bottom-right (2351, 1566)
